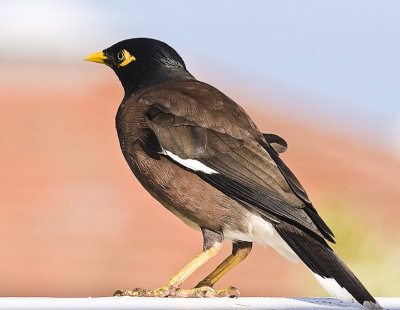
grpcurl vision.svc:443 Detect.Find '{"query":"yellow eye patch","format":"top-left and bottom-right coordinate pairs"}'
top-left (119, 49), bottom-right (136, 67)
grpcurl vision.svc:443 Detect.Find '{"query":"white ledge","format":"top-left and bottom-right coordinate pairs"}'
top-left (0, 297), bottom-right (398, 310)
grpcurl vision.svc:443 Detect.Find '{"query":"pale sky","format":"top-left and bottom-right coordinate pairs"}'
top-left (1, 0), bottom-right (399, 152)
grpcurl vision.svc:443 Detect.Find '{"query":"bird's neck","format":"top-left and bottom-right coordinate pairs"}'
top-left (121, 68), bottom-right (194, 97)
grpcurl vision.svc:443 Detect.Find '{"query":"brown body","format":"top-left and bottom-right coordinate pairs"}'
top-left (116, 80), bottom-right (260, 236)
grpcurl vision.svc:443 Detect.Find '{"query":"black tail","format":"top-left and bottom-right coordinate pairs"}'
top-left (275, 222), bottom-right (381, 309)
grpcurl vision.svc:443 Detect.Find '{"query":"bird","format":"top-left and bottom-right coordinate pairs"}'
top-left (85, 38), bottom-right (381, 308)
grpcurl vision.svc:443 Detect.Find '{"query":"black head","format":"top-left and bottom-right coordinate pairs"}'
top-left (85, 38), bottom-right (193, 95)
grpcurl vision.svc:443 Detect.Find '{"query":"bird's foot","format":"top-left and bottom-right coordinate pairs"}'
top-left (168, 286), bottom-right (217, 297)
top-left (171, 285), bottom-right (239, 298)
top-left (113, 286), bottom-right (170, 297)
top-left (113, 285), bottom-right (239, 298)
top-left (113, 286), bottom-right (216, 298)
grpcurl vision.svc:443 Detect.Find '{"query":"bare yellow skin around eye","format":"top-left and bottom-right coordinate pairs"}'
top-left (119, 49), bottom-right (136, 67)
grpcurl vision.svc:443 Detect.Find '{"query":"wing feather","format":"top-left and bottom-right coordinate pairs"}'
top-left (138, 79), bottom-right (334, 242)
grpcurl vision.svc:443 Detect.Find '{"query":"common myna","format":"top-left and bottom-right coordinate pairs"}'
top-left (85, 38), bottom-right (380, 308)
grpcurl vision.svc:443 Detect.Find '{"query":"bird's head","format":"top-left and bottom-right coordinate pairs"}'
top-left (85, 38), bottom-right (193, 95)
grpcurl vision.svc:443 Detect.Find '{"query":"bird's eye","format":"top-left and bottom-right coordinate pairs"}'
top-left (117, 50), bottom-right (125, 61)
top-left (116, 49), bottom-right (136, 67)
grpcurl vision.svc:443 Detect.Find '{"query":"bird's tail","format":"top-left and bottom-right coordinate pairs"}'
top-left (275, 222), bottom-right (381, 309)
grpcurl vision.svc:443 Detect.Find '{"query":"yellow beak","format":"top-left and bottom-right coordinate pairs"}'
top-left (85, 51), bottom-right (108, 64)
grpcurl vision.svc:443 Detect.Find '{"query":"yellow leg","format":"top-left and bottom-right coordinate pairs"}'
top-left (114, 242), bottom-right (222, 297)
top-left (166, 242), bottom-right (222, 288)
top-left (197, 254), bottom-right (242, 287)
top-left (195, 241), bottom-right (252, 296)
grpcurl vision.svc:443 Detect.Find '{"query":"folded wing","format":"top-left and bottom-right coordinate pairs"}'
top-left (139, 79), bottom-right (334, 243)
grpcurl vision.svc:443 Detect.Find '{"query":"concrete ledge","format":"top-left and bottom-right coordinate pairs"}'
top-left (0, 297), bottom-right (398, 310)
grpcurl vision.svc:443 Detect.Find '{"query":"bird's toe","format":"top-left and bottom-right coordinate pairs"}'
top-left (169, 286), bottom-right (217, 298)
top-left (113, 286), bottom-right (170, 297)
top-left (215, 286), bottom-right (240, 297)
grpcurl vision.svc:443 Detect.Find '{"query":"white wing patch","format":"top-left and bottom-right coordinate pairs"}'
top-left (163, 150), bottom-right (218, 174)
top-left (312, 272), bottom-right (355, 303)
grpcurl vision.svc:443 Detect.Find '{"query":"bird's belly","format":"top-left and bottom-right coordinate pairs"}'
top-left (124, 144), bottom-right (254, 233)
top-left (160, 201), bottom-right (202, 232)
top-left (124, 143), bottom-right (298, 263)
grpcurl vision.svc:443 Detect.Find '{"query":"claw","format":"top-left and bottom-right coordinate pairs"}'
top-left (216, 286), bottom-right (240, 297)
top-left (113, 289), bottom-right (135, 296)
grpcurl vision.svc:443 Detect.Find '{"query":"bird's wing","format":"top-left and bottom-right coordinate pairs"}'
top-left (262, 133), bottom-right (287, 153)
top-left (138, 79), bottom-right (334, 242)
